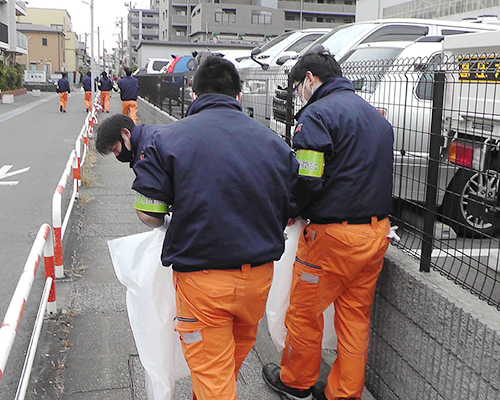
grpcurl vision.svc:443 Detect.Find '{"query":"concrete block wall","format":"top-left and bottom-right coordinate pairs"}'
top-left (138, 97), bottom-right (177, 126)
top-left (367, 246), bottom-right (500, 400)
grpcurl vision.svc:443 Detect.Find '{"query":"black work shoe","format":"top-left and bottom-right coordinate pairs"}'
top-left (60, 105), bottom-right (63, 112)
top-left (310, 381), bottom-right (327, 400)
top-left (262, 363), bottom-right (312, 400)
top-left (86, 108), bottom-right (89, 112)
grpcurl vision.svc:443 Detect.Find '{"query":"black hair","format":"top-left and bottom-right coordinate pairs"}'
top-left (192, 55), bottom-right (241, 98)
top-left (62, 72), bottom-right (67, 78)
top-left (95, 114), bottom-right (135, 155)
top-left (86, 71), bottom-right (91, 77)
top-left (124, 67), bottom-right (132, 77)
top-left (102, 71), bottom-right (108, 78)
top-left (289, 45), bottom-right (342, 84)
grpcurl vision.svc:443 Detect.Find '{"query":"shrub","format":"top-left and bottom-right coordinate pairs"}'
top-left (0, 63), bottom-right (24, 91)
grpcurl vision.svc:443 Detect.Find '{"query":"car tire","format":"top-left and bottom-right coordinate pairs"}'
top-left (441, 168), bottom-right (500, 237)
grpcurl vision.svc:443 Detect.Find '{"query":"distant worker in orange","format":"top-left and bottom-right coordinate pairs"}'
top-left (117, 67), bottom-right (139, 123)
top-left (82, 71), bottom-right (95, 113)
top-left (56, 72), bottom-right (70, 113)
top-left (98, 71), bottom-right (113, 113)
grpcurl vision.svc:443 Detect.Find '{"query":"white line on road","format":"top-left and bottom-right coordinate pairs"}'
top-left (0, 96), bottom-right (54, 124)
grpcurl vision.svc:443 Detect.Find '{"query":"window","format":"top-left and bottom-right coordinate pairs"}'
top-left (30, 62), bottom-right (37, 71)
top-left (251, 11), bottom-right (272, 25)
top-left (215, 9), bottom-right (236, 23)
top-left (343, 18), bottom-right (353, 23)
top-left (317, 17), bottom-right (324, 23)
top-left (177, 10), bottom-right (186, 15)
top-left (304, 16), bottom-right (313, 22)
top-left (42, 38), bottom-right (47, 46)
top-left (176, 30), bottom-right (186, 36)
top-left (285, 15), bottom-right (296, 21)
top-left (326, 18), bottom-right (335, 23)
top-left (51, 24), bottom-right (63, 31)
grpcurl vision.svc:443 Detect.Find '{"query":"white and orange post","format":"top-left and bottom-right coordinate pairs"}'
top-left (0, 224), bottom-right (56, 383)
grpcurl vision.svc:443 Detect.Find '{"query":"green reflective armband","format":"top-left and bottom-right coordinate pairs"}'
top-left (134, 193), bottom-right (168, 213)
top-left (296, 150), bottom-right (324, 178)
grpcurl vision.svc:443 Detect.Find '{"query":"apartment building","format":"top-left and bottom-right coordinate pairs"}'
top-left (18, 8), bottom-right (79, 78)
top-left (356, 0), bottom-right (500, 22)
top-left (16, 22), bottom-right (65, 75)
top-left (0, 0), bottom-right (28, 63)
top-left (158, 0), bottom-right (355, 43)
top-left (127, 7), bottom-right (160, 66)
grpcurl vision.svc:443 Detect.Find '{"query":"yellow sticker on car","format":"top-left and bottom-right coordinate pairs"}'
top-left (296, 150), bottom-right (324, 178)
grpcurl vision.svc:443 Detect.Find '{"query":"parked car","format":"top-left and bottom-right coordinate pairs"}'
top-left (140, 58), bottom-right (172, 74)
top-left (238, 28), bottom-right (331, 127)
top-left (340, 33), bottom-right (500, 236)
top-left (270, 18), bottom-right (500, 134)
top-left (48, 73), bottom-right (63, 84)
top-left (159, 55), bottom-right (196, 74)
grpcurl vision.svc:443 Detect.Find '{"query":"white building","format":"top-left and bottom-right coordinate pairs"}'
top-left (356, 0), bottom-right (500, 22)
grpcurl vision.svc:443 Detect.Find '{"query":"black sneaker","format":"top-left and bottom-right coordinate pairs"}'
top-left (310, 381), bottom-right (327, 400)
top-left (86, 108), bottom-right (89, 112)
top-left (60, 105), bottom-right (63, 112)
top-left (262, 363), bottom-right (312, 400)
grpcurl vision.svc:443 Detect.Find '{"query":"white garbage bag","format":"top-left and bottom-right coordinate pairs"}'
top-left (266, 219), bottom-right (337, 352)
top-left (108, 228), bottom-right (189, 400)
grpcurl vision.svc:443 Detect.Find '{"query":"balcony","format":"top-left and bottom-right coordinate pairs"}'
top-left (171, 15), bottom-right (189, 26)
top-left (16, 1), bottom-right (27, 16)
top-left (16, 31), bottom-right (27, 53)
top-left (278, 1), bottom-right (355, 14)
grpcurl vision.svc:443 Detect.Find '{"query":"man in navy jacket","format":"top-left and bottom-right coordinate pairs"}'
top-left (117, 67), bottom-right (139, 123)
top-left (262, 47), bottom-right (394, 400)
top-left (132, 56), bottom-right (298, 400)
top-left (56, 72), bottom-right (70, 113)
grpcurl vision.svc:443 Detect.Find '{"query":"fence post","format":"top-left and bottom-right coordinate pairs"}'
top-left (284, 75), bottom-right (295, 147)
top-left (44, 225), bottom-right (57, 315)
top-left (420, 71), bottom-right (445, 272)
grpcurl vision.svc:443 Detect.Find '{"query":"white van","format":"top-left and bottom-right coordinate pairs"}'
top-left (140, 58), bottom-right (172, 75)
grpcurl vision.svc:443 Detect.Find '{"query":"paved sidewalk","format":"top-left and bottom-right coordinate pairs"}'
top-left (27, 94), bottom-right (375, 399)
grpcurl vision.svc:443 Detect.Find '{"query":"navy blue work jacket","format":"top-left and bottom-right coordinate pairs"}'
top-left (132, 94), bottom-right (298, 272)
top-left (291, 77), bottom-right (394, 222)
top-left (117, 76), bottom-right (138, 101)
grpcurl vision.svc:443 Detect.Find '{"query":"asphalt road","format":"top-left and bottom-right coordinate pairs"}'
top-left (0, 91), bottom-right (89, 397)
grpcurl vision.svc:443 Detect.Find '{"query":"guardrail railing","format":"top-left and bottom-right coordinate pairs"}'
top-left (0, 92), bottom-right (101, 397)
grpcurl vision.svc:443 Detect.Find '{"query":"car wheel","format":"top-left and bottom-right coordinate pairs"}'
top-left (442, 168), bottom-right (500, 237)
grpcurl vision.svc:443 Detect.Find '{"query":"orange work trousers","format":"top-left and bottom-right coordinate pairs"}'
top-left (100, 91), bottom-right (110, 112)
top-left (121, 100), bottom-right (137, 124)
top-left (59, 92), bottom-right (68, 111)
top-left (84, 91), bottom-right (91, 110)
top-left (173, 262), bottom-right (273, 400)
top-left (280, 217), bottom-right (390, 400)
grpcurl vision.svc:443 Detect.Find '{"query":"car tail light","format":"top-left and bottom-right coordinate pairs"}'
top-left (167, 56), bottom-right (181, 73)
top-left (448, 141), bottom-right (482, 169)
top-left (377, 108), bottom-right (387, 118)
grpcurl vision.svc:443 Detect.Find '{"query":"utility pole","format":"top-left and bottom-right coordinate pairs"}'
top-left (90, 0), bottom-right (95, 111)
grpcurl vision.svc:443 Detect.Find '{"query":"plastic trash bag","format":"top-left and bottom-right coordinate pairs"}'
top-left (266, 219), bottom-right (337, 352)
top-left (108, 228), bottom-right (189, 400)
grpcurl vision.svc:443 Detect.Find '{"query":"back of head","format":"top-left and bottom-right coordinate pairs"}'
top-left (86, 71), bottom-right (91, 77)
top-left (124, 67), bottom-right (132, 77)
top-left (62, 72), bottom-right (67, 78)
top-left (102, 71), bottom-right (108, 79)
top-left (95, 114), bottom-right (135, 155)
top-left (192, 55), bottom-right (241, 98)
top-left (289, 45), bottom-right (342, 83)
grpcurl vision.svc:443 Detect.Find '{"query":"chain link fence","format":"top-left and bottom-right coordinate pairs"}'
top-left (136, 55), bottom-right (500, 309)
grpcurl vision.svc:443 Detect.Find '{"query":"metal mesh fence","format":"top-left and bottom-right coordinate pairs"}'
top-left (137, 55), bottom-right (500, 309)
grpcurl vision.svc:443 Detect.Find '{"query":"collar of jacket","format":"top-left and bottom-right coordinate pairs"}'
top-left (187, 93), bottom-right (242, 117)
top-left (294, 76), bottom-right (354, 120)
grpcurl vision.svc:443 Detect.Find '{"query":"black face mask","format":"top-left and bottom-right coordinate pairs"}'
top-left (115, 138), bottom-right (133, 162)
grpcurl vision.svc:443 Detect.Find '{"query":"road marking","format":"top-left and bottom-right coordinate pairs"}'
top-left (0, 96), bottom-right (54, 124)
top-left (0, 165), bottom-right (30, 186)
